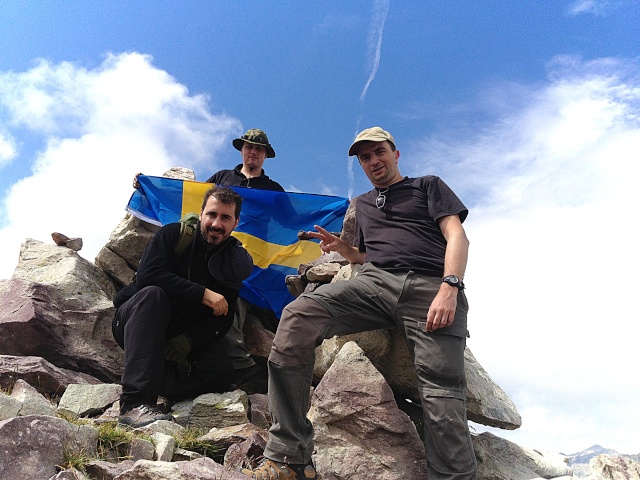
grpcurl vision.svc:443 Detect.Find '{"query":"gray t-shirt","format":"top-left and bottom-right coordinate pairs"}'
top-left (354, 176), bottom-right (467, 277)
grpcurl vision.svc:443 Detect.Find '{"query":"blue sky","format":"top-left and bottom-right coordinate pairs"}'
top-left (1, 0), bottom-right (639, 456)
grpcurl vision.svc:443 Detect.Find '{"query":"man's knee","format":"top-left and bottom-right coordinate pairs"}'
top-left (115, 286), bottom-right (172, 340)
top-left (269, 296), bottom-right (331, 367)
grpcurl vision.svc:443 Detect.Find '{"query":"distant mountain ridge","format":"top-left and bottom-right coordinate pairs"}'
top-left (564, 444), bottom-right (640, 465)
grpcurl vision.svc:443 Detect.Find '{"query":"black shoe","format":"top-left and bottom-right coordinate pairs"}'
top-left (118, 404), bottom-right (173, 428)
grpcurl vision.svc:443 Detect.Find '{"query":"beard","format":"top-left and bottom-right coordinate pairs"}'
top-left (203, 226), bottom-right (229, 246)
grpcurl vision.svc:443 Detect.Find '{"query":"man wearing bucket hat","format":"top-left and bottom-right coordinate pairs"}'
top-left (205, 128), bottom-right (284, 191)
top-left (111, 186), bottom-right (253, 428)
top-left (242, 127), bottom-right (476, 479)
top-left (132, 128), bottom-right (283, 191)
top-left (205, 128), bottom-right (283, 390)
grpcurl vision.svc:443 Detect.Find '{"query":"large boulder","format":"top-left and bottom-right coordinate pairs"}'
top-left (0, 355), bottom-right (101, 398)
top-left (0, 278), bottom-right (122, 382)
top-left (95, 166), bottom-right (196, 288)
top-left (13, 238), bottom-right (116, 304)
top-left (473, 431), bottom-right (572, 479)
top-left (309, 341), bottom-right (428, 480)
top-left (0, 415), bottom-right (98, 480)
top-left (311, 265), bottom-right (521, 430)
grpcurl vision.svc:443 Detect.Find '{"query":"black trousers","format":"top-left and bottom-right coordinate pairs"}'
top-left (112, 286), bottom-right (234, 413)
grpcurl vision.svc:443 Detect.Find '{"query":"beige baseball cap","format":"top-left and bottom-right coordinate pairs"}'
top-left (348, 126), bottom-right (396, 156)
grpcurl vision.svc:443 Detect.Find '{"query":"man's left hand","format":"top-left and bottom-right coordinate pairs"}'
top-left (164, 334), bottom-right (192, 363)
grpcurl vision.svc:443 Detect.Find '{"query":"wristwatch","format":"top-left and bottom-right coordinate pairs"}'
top-left (442, 275), bottom-right (465, 290)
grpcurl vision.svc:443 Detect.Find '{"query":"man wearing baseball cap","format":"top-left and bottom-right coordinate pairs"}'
top-left (243, 127), bottom-right (476, 479)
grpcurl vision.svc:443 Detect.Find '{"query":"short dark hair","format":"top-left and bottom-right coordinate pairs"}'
top-left (201, 186), bottom-right (243, 218)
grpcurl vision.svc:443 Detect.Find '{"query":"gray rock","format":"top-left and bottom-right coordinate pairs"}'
top-left (172, 390), bottom-right (249, 429)
top-left (465, 348), bottom-right (522, 429)
top-left (587, 454), bottom-right (640, 479)
top-left (10, 378), bottom-right (57, 417)
top-left (48, 467), bottom-right (90, 479)
top-left (224, 431), bottom-right (268, 472)
top-left (0, 355), bottom-right (101, 398)
top-left (112, 458), bottom-right (247, 479)
top-left (473, 431), bottom-right (572, 479)
top-left (0, 415), bottom-right (98, 480)
top-left (95, 214), bottom-right (158, 287)
top-left (95, 167), bottom-right (195, 287)
top-left (128, 436), bottom-right (156, 462)
top-left (57, 383), bottom-right (122, 418)
top-left (309, 341), bottom-right (428, 480)
top-left (0, 392), bottom-right (21, 421)
top-left (0, 279), bottom-right (122, 382)
top-left (242, 315), bottom-right (274, 360)
top-left (198, 422), bottom-right (268, 450)
top-left (14, 238), bottom-right (116, 303)
top-left (305, 262), bottom-right (341, 282)
top-left (247, 393), bottom-right (271, 430)
top-left (84, 459), bottom-right (136, 480)
top-left (150, 432), bottom-right (176, 462)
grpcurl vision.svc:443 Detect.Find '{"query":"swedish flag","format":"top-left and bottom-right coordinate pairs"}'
top-left (126, 175), bottom-right (350, 316)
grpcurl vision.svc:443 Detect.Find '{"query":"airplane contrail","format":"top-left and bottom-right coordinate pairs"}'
top-left (349, 0), bottom-right (390, 199)
top-left (359, 0), bottom-right (390, 103)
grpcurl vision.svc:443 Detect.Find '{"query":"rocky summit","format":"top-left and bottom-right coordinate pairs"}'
top-left (0, 168), bottom-right (637, 479)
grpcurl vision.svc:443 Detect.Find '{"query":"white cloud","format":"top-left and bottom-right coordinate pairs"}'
top-left (567, 0), bottom-right (615, 16)
top-left (405, 56), bottom-right (640, 454)
top-left (569, 0), bottom-right (600, 15)
top-left (0, 52), bottom-right (242, 278)
top-left (0, 132), bottom-right (16, 166)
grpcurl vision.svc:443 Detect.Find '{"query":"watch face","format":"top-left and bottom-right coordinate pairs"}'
top-left (445, 275), bottom-right (459, 284)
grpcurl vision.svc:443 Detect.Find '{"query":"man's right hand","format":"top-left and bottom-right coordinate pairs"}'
top-left (308, 225), bottom-right (366, 264)
top-left (133, 172), bottom-right (141, 189)
top-left (202, 288), bottom-right (229, 316)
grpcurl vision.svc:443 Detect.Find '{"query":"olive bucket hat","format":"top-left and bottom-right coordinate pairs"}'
top-left (232, 128), bottom-right (276, 158)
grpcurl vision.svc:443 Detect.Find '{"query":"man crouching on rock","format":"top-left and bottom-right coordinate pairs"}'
top-left (112, 186), bottom-right (253, 428)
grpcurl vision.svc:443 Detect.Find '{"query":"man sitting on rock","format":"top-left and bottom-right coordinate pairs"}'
top-left (133, 128), bottom-right (283, 391)
top-left (112, 186), bottom-right (253, 428)
top-left (242, 127), bottom-right (477, 479)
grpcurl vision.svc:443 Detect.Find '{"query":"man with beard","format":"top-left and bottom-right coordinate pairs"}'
top-left (112, 186), bottom-right (253, 428)
top-left (133, 129), bottom-right (283, 387)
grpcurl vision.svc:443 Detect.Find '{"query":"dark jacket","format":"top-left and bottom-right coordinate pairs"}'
top-left (114, 222), bottom-right (252, 349)
top-left (206, 164), bottom-right (285, 191)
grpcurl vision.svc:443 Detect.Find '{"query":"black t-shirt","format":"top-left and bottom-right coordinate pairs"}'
top-left (205, 164), bottom-right (284, 192)
top-left (354, 176), bottom-right (467, 277)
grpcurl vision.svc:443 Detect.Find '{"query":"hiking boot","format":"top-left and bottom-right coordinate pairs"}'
top-left (242, 458), bottom-right (317, 480)
top-left (118, 404), bottom-right (173, 428)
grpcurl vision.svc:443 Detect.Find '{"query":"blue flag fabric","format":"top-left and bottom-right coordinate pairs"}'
top-left (126, 175), bottom-right (350, 316)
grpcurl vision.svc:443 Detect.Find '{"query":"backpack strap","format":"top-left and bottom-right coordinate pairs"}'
top-left (174, 213), bottom-right (200, 256)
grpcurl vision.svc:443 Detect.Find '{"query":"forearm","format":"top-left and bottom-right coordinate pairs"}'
top-left (339, 244), bottom-right (366, 264)
top-left (442, 230), bottom-right (469, 278)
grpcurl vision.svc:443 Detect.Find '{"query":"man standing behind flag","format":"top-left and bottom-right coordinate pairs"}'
top-left (205, 128), bottom-right (284, 192)
top-left (112, 186), bottom-right (253, 428)
top-left (133, 128), bottom-right (283, 389)
top-left (242, 127), bottom-right (476, 479)
top-left (204, 129), bottom-right (284, 388)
